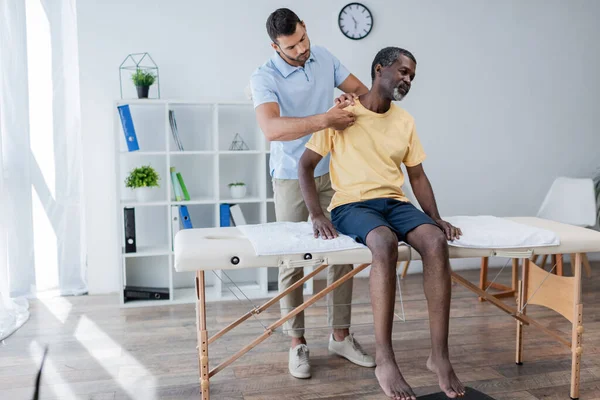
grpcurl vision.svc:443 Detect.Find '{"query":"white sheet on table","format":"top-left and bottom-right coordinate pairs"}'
top-left (236, 221), bottom-right (365, 256)
top-left (237, 216), bottom-right (560, 256)
top-left (444, 215), bottom-right (559, 248)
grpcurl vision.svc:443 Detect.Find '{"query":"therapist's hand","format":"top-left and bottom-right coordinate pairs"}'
top-left (334, 92), bottom-right (358, 105)
top-left (325, 101), bottom-right (355, 131)
top-left (435, 219), bottom-right (462, 241)
top-left (312, 215), bottom-right (338, 240)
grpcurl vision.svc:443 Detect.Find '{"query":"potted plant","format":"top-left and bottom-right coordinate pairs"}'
top-left (125, 165), bottom-right (160, 202)
top-left (228, 182), bottom-right (246, 199)
top-left (131, 68), bottom-right (156, 99)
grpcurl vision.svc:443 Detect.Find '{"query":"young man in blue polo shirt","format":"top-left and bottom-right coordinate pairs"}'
top-left (250, 8), bottom-right (373, 379)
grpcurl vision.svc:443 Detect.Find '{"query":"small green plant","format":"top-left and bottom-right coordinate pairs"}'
top-left (131, 69), bottom-right (156, 87)
top-left (125, 165), bottom-right (160, 188)
top-left (228, 182), bottom-right (245, 187)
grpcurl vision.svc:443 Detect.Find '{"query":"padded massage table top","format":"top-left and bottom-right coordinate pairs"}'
top-left (174, 217), bottom-right (600, 272)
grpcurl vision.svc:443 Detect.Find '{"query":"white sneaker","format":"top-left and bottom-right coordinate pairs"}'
top-left (288, 344), bottom-right (311, 379)
top-left (328, 333), bottom-right (376, 367)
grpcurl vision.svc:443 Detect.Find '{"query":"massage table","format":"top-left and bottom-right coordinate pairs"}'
top-left (174, 216), bottom-right (600, 400)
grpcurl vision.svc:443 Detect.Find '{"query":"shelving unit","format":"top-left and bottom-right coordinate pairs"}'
top-left (115, 99), bottom-right (312, 307)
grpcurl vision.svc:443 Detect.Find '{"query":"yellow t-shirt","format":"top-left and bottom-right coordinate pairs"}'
top-left (305, 99), bottom-right (426, 211)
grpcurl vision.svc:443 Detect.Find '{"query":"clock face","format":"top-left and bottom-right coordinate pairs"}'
top-left (338, 3), bottom-right (373, 40)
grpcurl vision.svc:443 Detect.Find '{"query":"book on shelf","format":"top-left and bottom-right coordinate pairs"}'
top-left (170, 167), bottom-right (183, 201)
top-left (117, 104), bottom-right (140, 151)
top-left (220, 204), bottom-right (246, 226)
top-left (176, 172), bottom-right (190, 201)
top-left (123, 207), bottom-right (136, 253)
top-left (124, 286), bottom-right (169, 302)
top-left (179, 205), bottom-right (193, 229)
top-left (169, 109), bottom-right (184, 151)
top-left (169, 167), bottom-right (191, 201)
top-left (171, 205), bottom-right (181, 250)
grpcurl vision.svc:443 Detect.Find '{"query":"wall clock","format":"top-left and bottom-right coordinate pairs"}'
top-left (338, 3), bottom-right (373, 40)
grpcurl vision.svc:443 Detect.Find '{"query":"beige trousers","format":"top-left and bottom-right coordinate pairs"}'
top-left (272, 173), bottom-right (353, 338)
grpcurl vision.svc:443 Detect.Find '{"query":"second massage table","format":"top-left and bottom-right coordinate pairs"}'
top-left (174, 216), bottom-right (600, 400)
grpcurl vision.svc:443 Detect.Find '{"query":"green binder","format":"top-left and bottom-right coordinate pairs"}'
top-left (176, 172), bottom-right (190, 201)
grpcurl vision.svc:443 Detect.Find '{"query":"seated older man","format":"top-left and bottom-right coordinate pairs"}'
top-left (298, 47), bottom-right (466, 400)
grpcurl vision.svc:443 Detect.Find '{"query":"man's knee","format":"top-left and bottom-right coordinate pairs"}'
top-left (420, 226), bottom-right (448, 258)
top-left (365, 226), bottom-right (398, 263)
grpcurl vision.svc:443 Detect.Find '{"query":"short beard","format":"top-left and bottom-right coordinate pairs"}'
top-left (392, 87), bottom-right (405, 101)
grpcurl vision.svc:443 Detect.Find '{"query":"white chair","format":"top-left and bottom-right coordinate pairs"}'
top-left (533, 177), bottom-right (596, 277)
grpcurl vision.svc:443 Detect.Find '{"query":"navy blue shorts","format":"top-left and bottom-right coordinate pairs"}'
top-left (331, 198), bottom-right (439, 244)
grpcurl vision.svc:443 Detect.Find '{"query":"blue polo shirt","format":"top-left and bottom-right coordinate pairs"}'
top-left (250, 45), bottom-right (350, 179)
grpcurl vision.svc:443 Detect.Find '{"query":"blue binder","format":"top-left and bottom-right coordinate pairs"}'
top-left (179, 205), bottom-right (193, 229)
top-left (219, 204), bottom-right (230, 227)
top-left (117, 104), bottom-right (140, 151)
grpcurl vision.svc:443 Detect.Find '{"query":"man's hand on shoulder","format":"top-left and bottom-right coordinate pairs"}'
top-left (334, 92), bottom-right (358, 106)
top-left (311, 214), bottom-right (338, 240)
top-left (434, 219), bottom-right (462, 241)
top-left (325, 100), bottom-right (355, 131)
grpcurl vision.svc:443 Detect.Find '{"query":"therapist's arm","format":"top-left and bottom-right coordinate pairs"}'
top-left (299, 149), bottom-right (338, 239)
top-left (256, 101), bottom-right (355, 142)
top-left (336, 74), bottom-right (369, 102)
top-left (406, 163), bottom-right (461, 240)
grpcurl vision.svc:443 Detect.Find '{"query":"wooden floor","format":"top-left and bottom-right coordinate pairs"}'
top-left (2, 265), bottom-right (600, 400)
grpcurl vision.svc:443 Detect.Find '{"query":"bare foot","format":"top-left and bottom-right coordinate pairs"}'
top-left (426, 354), bottom-right (465, 398)
top-left (375, 358), bottom-right (416, 400)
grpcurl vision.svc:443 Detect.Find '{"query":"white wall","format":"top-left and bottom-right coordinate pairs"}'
top-left (77, 0), bottom-right (600, 294)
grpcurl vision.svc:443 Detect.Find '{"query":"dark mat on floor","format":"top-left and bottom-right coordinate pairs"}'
top-left (418, 387), bottom-right (495, 399)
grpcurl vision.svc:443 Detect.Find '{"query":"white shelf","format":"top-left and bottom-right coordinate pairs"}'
top-left (170, 151), bottom-right (215, 155)
top-left (120, 151), bottom-right (167, 155)
top-left (219, 150), bottom-right (262, 155)
top-left (219, 197), bottom-right (262, 203)
top-left (123, 245), bottom-right (172, 258)
top-left (114, 99), bottom-right (312, 307)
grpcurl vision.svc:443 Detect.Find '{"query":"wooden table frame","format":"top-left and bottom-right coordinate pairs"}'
top-left (193, 253), bottom-right (585, 400)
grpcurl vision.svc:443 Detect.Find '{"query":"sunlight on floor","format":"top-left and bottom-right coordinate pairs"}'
top-left (39, 296), bottom-right (72, 325)
top-left (30, 341), bottom-right (77, 400)
top-left (74, 315), bottom-right (157, 400)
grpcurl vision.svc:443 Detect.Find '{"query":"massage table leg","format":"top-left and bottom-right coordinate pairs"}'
top-left (478, 257), bottom-right (518, 302)
top-left (400, 260), bottom-right (410, 278)
top-left (515, 258), bottom-right (528, 365)
top-left (193, 262), bottom-right (371, 399)
top-left (571, 253), bottom-right (583, 400)
top-left (195, 271), bottom-right (210, 400)
top-left (509, 254), bottom-right (585, 399)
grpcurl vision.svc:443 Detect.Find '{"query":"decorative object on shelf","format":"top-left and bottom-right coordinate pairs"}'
top-left (125, 164), bottom-right (160, 202)
top-left (131, 68), bottom-right (156, 99)
top-left (119, 52), bottom-right (161, 99)
top-left (228, 182), bottom-right (247, 198)
top-left (338, 2), bottom-right (373, 40)
top-left (229, 133), bottom-right (249, 150)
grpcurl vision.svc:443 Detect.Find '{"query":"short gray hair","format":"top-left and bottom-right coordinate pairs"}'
top-left (371, 47), bottom-right (416, 81)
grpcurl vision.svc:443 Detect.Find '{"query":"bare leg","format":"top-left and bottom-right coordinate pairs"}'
top-left (366, 226), bottom-right (416, 400)
top-left (406, 224), bottom-right (465, 398)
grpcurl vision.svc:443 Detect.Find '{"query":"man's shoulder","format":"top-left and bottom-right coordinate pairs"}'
top-left (391, 104), bottom-right (415, 123)
top-left (250, 60), bottom-right (279, 89)
top-left (311, 45), bottom-right (337, 61)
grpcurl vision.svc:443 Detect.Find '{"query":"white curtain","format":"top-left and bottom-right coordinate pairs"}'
top-left (0, 0), bottom-right (85, 340)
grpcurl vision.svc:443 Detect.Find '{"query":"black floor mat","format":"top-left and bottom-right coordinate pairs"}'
top-left (418, 387), bottom-right (495, 399)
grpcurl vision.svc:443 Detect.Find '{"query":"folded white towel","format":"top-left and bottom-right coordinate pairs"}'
top-left (237, 216), bottom-right (560, 256)
top-left (443, 215), bottom-right (560, 249)
top-left (237, 221), bottom-right (365, 256)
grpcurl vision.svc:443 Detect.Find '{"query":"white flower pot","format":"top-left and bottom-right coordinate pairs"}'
top-left (229, 185), bottom-right (246, 199)
top-left (135, 186), bottom-right (155, 202)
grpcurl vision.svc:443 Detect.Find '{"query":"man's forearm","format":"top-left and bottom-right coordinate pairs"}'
top-left (298, 165), bottom-right (325, 218)
top-left (265, 114), bottom-right (328, 142)
top-left (410, 175), bottom-right (442, 221)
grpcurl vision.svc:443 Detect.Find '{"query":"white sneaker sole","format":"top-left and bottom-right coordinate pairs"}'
top-left (289, 368), bottom-right (311, 379)
top-left (329, 348), bottom-right (376, 368)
